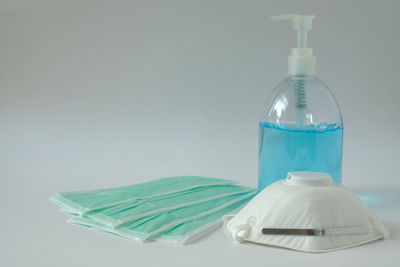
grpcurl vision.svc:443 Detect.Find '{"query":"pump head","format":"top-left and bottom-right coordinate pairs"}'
top-left (270, 14), bottom-right (316, 76)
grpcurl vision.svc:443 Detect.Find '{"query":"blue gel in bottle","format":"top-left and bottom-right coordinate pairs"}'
top-left (258, 122), bottom-right (343, 190)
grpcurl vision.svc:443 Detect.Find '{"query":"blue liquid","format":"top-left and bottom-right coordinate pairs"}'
top-left (258, 123), bottom-right (343, 191)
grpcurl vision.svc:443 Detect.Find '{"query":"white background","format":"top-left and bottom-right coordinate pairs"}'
top-left (1, 0), bottom-right (399, 266)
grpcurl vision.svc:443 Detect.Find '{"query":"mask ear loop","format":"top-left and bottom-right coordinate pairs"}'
top-left (233, 224), bottom-right (252, 242)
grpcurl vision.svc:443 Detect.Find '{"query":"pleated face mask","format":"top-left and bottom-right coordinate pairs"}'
top-left (69, 190), bottom-right (256, 243)
top-left (50, 176), bottom-right (235, 215)
top-left (224, 172), bottom-right (389, 253)
top-left (85, 184), bottom-right (254, 228)
top-left (155, 195), bottom-right (253, 245)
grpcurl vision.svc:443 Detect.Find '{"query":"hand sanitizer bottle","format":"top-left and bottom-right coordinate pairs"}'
top-left (259, 15), bottom-right (343, 191)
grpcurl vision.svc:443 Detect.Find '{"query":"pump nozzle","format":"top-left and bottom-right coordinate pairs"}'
top-left (270, 14), bottom-right (316, 75)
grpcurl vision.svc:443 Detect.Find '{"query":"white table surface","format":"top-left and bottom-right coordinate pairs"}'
top-left (2, 163), bottom-right (400, 267)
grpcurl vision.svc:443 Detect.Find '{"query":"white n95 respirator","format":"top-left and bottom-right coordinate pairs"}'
top-left (224, 172), bottom-right (388, 253)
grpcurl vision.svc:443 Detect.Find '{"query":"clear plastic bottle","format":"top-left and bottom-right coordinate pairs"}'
top-left (258, 15), bottom-right (343, 191)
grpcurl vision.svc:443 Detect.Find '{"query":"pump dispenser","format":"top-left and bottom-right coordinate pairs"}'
top-left (270, 14), bottom-right (316, 76)
top-left (258, 14), bottom-right (343, 191)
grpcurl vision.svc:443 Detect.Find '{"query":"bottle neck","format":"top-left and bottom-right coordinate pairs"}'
top-left (288, 48), bottom-right (316, 75)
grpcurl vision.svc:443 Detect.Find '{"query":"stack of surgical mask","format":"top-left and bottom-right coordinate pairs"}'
top-left (50, 176), bottom-right (256, 245)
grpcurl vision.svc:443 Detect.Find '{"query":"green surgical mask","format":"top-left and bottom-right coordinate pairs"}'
top-left (86, 184), bottom-right (254, 228)
top-left (50, 176), bottom-right (235, 215)
top-left (155, 196), bottom-right (252, 245)
top-left (68, 190), bottom-right (256, 242)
